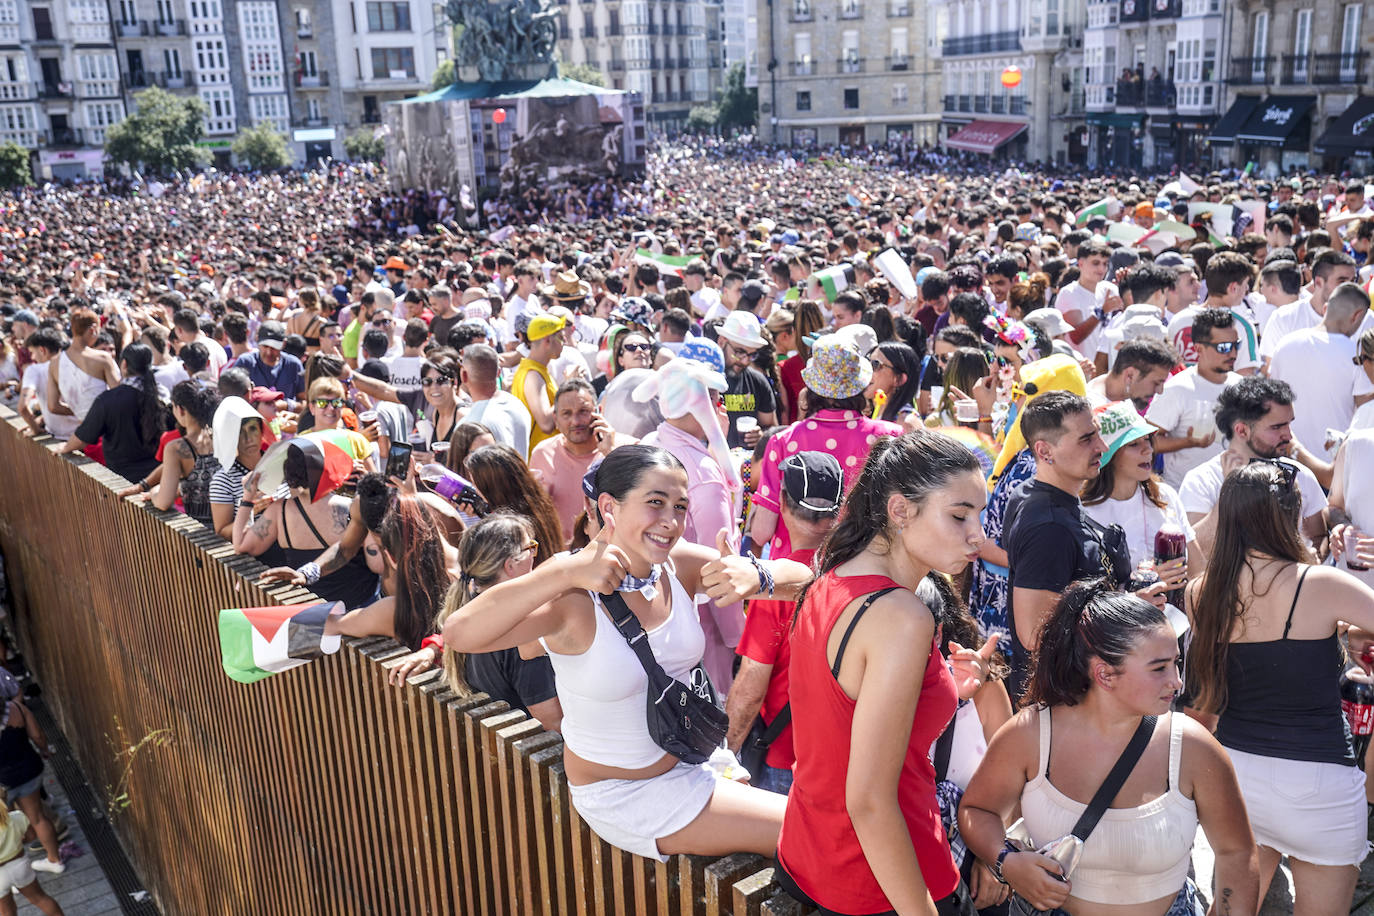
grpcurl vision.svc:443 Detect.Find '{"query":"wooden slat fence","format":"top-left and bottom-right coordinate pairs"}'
top-left (0, 408), bottom-right (811, 916)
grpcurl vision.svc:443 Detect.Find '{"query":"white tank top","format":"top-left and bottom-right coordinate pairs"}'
top-left (541, 566), bottom-right (707, 769)
top-left (58, 350), bottom-right (106, 424)
top-left (1019, 709), bottom-right (1197, 905)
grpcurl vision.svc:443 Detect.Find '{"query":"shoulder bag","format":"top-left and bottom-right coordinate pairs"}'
top-left (601, 590), bottom-right (729, 766)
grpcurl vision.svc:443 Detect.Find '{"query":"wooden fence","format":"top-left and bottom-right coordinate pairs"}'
top-left (0, 408), bottom-right (808, 916)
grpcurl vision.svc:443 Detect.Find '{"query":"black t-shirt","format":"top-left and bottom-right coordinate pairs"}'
top-left (429, 313), bottom-right (463, 348)
top-left (1003, 479), bottom-right (1132, 698)
top-left (723, 366), bottom-right (777, 448)
top-left (465, 650), bottom-right (558, 715)
top-left (74, 383), bottom-right (162, 484)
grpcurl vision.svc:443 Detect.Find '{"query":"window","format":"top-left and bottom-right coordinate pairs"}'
top-left (164, 48), bottom-right (181, 76)
top-left (793, 32), bottom-right (811, 72)
top-left (843, 87), bottom-right (859, 108)
top-left (1292, 9), bottom-right (1310, 80)
top-left (890, 27), bottom-right (908, 66)
top-left (199, 87), bottom-right (235, 133)
top-left (366, 1), bottom-right (410, 30)
top-left (195, 38), bottom-right (228, 75)
top-left (1251, 11), bottom-right (1267, 81)
top-left (250, 93), bottom-right (288, 132)
top-left (1341, 4), bottom-right (1361, 67)
top-left (295, 7), bottom-right (311, 32)
top-left (239, 2), bottom-right (284, 91)
top-left (891, 83), bottom-right (908, 102)
top-left (307, 97), bottom-right (320, 119)
top-left (1202, 37), bottom-right (1216, 82)
top-left (842, 29), bottom-right (859, 72)
top-left (300, 50), bottom-right (318, 76)
top-left (1046, 0), bottom-right (1058, 34)
top-left (796, 90), bottom-right (810, 110)
top-left (156, 0), bottom-right (173, 23)
top-left (370, 47), bottom-right (415, 78)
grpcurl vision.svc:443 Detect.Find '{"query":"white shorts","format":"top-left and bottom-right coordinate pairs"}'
top-left (0, 854), bottom-right (34, 895)
top-left (567, 761), bottom-right (718, 862)
top-left (1227, 747), bottom-right (1368, 867)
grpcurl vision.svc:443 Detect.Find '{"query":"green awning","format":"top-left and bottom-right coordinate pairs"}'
top-left (1086, 112), bottom-right (1144, 128)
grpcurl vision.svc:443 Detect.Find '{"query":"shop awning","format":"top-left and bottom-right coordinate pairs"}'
top-left (1086, 112), bottom-right (1144, 128)
top-left (944, 120), bottom-right (1027, 154)
top-left (1234, 95), bottom-right (1316, 147)
top-left (1314, 95), bottom-right (1374, 157)
top-left (1208, 95), bottom-right (1262, 145)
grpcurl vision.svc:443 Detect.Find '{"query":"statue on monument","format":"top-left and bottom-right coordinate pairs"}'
top-left (443, 0), bottom-right (559, 82)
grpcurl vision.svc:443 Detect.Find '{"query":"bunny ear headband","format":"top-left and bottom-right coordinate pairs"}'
top-left (633, 358), bottom-right (741, 491)
top-left (984, 313), bottom-right (1039, 363)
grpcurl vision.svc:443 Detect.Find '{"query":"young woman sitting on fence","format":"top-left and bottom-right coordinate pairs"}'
top-left (330, 493), bottom-right (448, 650)
top-left (444, 444), bottom-right (813, 861)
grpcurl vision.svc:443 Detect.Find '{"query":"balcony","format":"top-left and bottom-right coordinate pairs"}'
top-left (297, 26), bottom-right (313, 38)
top-left (0, 82), bottom-right (32, 101)
top-left (990, 94), bottom-right (1006, 113)
top-left (610, 59), bottom-right (625, 70)
top-left (1312, 51), bottom-right (1367, 85)
top-left (973, 95), bottom-right (988, 112)
top-left (34, 81), bottom-right (73, 99)
top-left (1227, 57), bottom-right (1272, 85)
top-left (786, 5), bottom-right (813, 21)
top-left (581, 25), bottom-right (597, 37)
top-left (158, 70), bottom-right (195, 88)
top-left (295, 116), bottom-right (328, 128)
top-left (887, 2), bottom-right (910, 14)
top-left (942, 31), bottom-right (1019, 56)
top-left (42, 128), bottom-right (85, 147)
top-left (1145, 81), bottom-right (1175, 107)
top-left (886, 55), bottom-right (910, 71)
top-left (295, 70), bottom-right (330, 87)
top-left (361, 111), bottom-right (382, 124)
top-left (1009, 96), bottom-right (1028, 115)
top-left (660, 56), bottom-right (676, 68)
top-left (789, 60), bottom-right (815, 75)
top-left (837, 56), bottom-right (866, 73)
top-left (839, 2), bottom-right (862, 17)
top-left (154, 18), bottom-right (186, 35)
top-left (1115, 79), bottom-right (1143, 106)
top-left (957, 94), bottom-right (972, 111)
top-left (1279, 55), bottom-right (1311, 85)
top-left (116, 20), bottom-right (147, 36)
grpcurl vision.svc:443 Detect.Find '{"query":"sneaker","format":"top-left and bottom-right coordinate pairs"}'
top-left (31, 859), bottom-right (64, 874)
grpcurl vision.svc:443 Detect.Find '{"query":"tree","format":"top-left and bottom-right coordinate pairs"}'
top-left (104, 87), bottom-right (208, 175)
top-left (343, 130), bottom-right (386, 163)
top-left (232, 122), bottom-right (292, 171)
top-left (716, 63), bottom-right (758, 133)
top-left (0, 142), bottom-right (31, 188)
top-left (558, 62), bottom-right (606, 87)
top-left (685, 104), bottom-right (720, 134)
top-left (432, 59), bottom-right (455, 90)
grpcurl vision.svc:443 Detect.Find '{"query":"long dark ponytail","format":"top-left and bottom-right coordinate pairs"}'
top-left (793, 429), bottom-right (981, 624)
top-left (120, 343), bottom-right (164, 450)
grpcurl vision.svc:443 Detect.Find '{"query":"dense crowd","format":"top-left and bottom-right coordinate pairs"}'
top-left (3, 144), bottom-right (1374, 916)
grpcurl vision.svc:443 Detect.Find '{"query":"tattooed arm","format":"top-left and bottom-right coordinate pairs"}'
top-left (235, 500), bottom-right (281, 556)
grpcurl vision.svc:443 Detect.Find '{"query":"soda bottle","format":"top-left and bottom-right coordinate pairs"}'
top-left (1340, 651), bottom-right (1374, 769)
top-left (417, 463), bottom-right (488, 516)
top-left (1154, 522), bottom-right (1187, 608)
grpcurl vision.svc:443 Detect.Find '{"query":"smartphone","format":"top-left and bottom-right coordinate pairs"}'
top-left (386, 443), bottom-right (413, 481)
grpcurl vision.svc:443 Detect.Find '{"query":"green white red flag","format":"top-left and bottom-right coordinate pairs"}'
top-left (218, 602), bottom-right (344, 684)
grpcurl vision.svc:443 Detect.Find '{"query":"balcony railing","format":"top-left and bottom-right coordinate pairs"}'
top-left (158, 70), bottom-right (195, 88)
top-left (990, 94), bottom-right (1006, 113)
top-left (34, 81), bottom-right (73, 99)
top-left (1227, 57), bottom-right (1272, 85)
top-left (973, 95), bottom-right (988, 112)
top-left (1279, 54), bottom-right (1311, 85)
top-left (297, 26), bottom-right (313, 38)
top-left (154, 18), bottom-right (186, 35)
top-left (837, 56), bottom-right (866, 73)
top-left (886, 55), bottom-right (910, 70)
top-left (581, 25), bottom-right (597, 37)
top-left (942, 30), bottom-right (1019, 56)
top-left (888, 2), bottom-right (910, 14)
top-left (361, 111), bottom-right (381, 124)
top-left (42, 128), bottom-right (85, 146)
top-left (957, 93), bottom-right (971, 111)
top-left (609, 59), bottom-right (625, 70)
top-left (787, 6), bottom-right (813, 21)
top-left (295, 70), bottom-right (330, 87)
top-left (1312, 51), bottom-right (1367, 85)
top-left (1145, 81), bottom-right (1175, 106)
top-left (789, 60), bottom-right (815, 75)
top-left (295, 116), bottom-right (328, 128)
top-left (1009, 96), bottom-right (1028, 114)
top-left (1115, 79), bottom-right (1143, 105)
top-left (116, 20), bottom-right (147, 36)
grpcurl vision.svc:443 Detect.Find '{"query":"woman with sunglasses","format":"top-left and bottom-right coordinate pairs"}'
top-left (865, 341), bottom-right (922, 427)
top-left (417, 354), bottom-right (462, 449)
top-left (1187, 462), bottom-right (1374, 916)
top-left (593, 328), bottom-right (654, 397)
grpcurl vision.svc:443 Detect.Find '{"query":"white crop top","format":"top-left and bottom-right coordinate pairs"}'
top-left (540, 567), bottom-right (706, 769)
top-left (1019, 709), bottom-right (1197, 906)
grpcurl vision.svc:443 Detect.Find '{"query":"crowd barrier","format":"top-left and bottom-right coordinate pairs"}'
top-left (0, 407), bottom-right (808, 915)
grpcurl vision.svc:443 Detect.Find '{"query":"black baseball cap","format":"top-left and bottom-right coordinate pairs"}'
top-left (782, 451), bottom-right (843, 515)
top-left (739, 279), bottom-right (767, 304)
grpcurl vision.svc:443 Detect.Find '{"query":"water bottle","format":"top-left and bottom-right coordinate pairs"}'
top-left (1340, 651), bottom-right (1374, 769)
top-left (417, 463), bottom-right (488, 516)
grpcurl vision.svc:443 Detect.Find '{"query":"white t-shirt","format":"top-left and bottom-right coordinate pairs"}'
top-left (1082, 482), bottom-right (1196, 569)
top-left (1350, 398), bottom-right (1374, 432)
top-left (1335, 430), bottom-right (1374, 587)
top-left (1180, 453), bottom-right (1327, 524)
top-left (154, 359), bottom-right (189, 393)
top-left (22, 361), bottom-right (78, 439)
top-left (1260, 297), bottom-right (1374, 360)
top-left (1145, 367), bottom-right (1241, 487)
top-left (466, 390), bottom-right (532, 458)
top-left (1268, 327), bottom-right (1374, 457)
top-left (384, 354), bottom-right (425, 393)
top-left (1054, 282), bottom-right (1102, 356)
top-left (1164, 305), bottom-right (1259, 372)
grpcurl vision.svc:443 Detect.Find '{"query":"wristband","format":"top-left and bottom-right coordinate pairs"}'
top-left (993, 843), bottom-right (1016, 884)
top-left (978, 415), bottom-right (993, 424)
top-left (420, 634), bottom-right (444, 654)
top-left (297, 562), bottom-right (321, 585)
top-left (745, 552), bottom-right (775, 597)
top-left (138, 479), bottom-right (151, 492)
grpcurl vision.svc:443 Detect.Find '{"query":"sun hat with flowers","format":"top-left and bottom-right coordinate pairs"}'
top-left (801, 338), bottom-right (872, 399)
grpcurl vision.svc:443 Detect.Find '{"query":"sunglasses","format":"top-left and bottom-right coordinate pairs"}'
top-left (622, 342), bottom-right (652, 354)
top-left (420, 376), bottom-right (453, 387)
top-left (870, 357), bottom-right (892, 371)
top-left (1199, 340), bottom-right (1238, 355)
top-left (518, 539), bottom-right (539, 556)
top-left (1249, 457), bottom-right (1297, 492)
top-left (313, 398), bottom-right (345, 409)
top-left (372, 318), bottom-right (393, 327)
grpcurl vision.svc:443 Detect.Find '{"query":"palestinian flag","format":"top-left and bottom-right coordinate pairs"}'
top-left (1075, 197), bottom-right (1117, 226)
top-left (634, 248), bottom-right (694, 278)
top-left (811, 264), bottom-right (855, 302)
top-left (218, 602), bottom-right (345, 684)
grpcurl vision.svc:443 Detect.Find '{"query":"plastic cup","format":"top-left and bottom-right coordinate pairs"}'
top-left (736, 416), bottom-right (759, 435)
top-left (955, 398), bottom-right (980, 423)
top-left (1347, 530), bottom-right (1370, 572)
top-left (358, 409), bottom-right (378, 424)
top-left (432, 441), bottom-right (451, 459)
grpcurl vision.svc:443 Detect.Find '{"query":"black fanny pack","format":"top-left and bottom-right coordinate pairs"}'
top-left (602, 590), bottom-right (728, 765)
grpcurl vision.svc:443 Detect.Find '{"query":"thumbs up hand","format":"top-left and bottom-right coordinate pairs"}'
top-left (699, 527), bottom-right (756, 605)
top-left (947, 633), bottom-right (1000, 701)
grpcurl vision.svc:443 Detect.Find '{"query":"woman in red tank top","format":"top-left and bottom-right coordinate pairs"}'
top-left (777, 430), bottom-right (993, 916)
